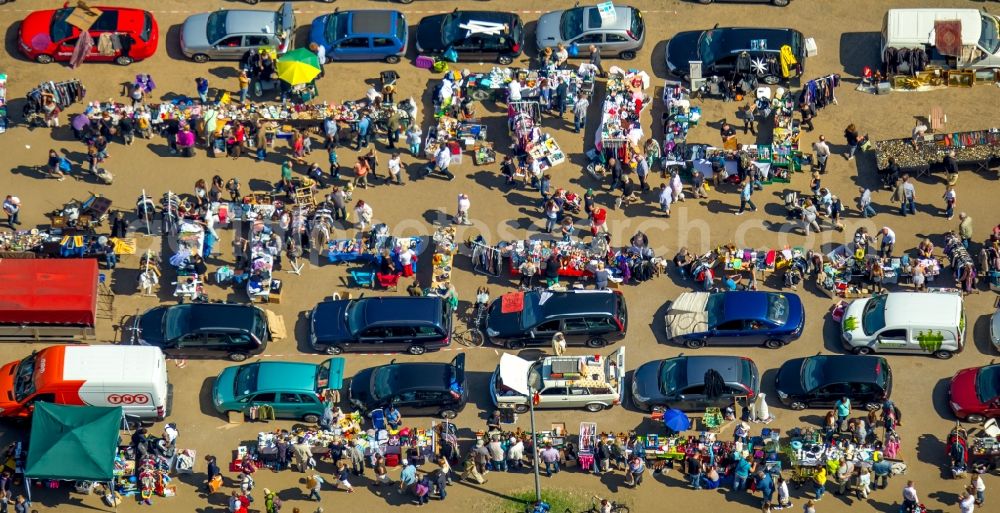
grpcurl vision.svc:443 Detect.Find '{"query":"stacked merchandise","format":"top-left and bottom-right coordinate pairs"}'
top-left (171, 222), bottom-right (205, 301)
top-left (246, 222), bottom-right (279, 302)
top-left (769, 87), bottom-right (802, 170)
top-left (506, 239), bottom-right (599, 278)
top-left (25, 79), bottom-right (86, 111)
top-left (875, 129), bottom-right (1000, 173)
top-left (430, 227), bottom-right (457, 295)
top-left (597, 69), bottom-right (650, 162)
top-left (660, 80), bottom-right (700, 163)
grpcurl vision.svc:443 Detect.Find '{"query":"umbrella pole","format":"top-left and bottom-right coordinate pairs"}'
top-left (529, 390), bottom-right (541, 504)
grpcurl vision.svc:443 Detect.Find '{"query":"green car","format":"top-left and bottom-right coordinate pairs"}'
top-left (213, 358), bottom-right (344, 422)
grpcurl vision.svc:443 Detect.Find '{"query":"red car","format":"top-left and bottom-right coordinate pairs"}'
top-left (950, 364), bottom-right (1000, 423)
top-left (18, 5), bottom-right (158, 65)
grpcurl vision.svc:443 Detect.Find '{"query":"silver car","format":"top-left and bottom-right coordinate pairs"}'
top-left (181, 2), bottom-right (295, 63)
top-left (491, 348), bottom-right (625, 413)
top-left (535, 5), bottom-right (645, 60)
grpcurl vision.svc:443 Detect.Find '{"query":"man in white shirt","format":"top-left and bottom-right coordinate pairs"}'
top-left (429, 145), bottom-right (454, 180)
top-left (902, 480), bottom-right (919, 512)
top-left (398, 247), bottom-right (415, 276)
top-left (508, 79), bottom-right (522, 102)
top-left (387, 152), bottom-right (402, 185)
top-left (960, 491), bottom-right (976, 513)
top-left (880, 227), bottom-right (896, 258)
top-left (858, 187), bottom-right (875, 218)
top-left (456, 194), bottom-right (471, 225)
top-left (813, 135), bottom-right (831, 173)
top-left (572, 95), bottom-right (590, 134)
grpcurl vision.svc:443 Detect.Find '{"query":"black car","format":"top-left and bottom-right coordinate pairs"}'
top-left (485, 290), bottom-right (628, 349)
top-left (134, 303), bottom-right (269, 361)
top-left (665, 26), bottom-right (805, 84)
top-left (309, 296), bottom-right (453, 356)
top-left (349, 354), bottom-right (467, 419)
top-left (631, 355), bottom-right (759, 412)
top-left (415, 10), bottom-right (525, 65)
top-left (775, 355), bottom-right (892, 411)
top-left (695, 0), bottom-right (791, 6)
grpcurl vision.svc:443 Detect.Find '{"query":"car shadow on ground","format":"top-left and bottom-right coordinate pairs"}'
top-left (839, 32), bottom-right (882, 78)
top-left (199, 376), bottom-right (222, 419)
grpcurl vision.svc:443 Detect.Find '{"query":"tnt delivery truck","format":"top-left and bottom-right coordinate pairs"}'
top-left (0, 345), bottom-right (171, 420)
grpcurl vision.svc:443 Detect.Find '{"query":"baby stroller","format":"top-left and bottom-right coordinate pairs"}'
top-left (784, 191), bottom-right (804, 220)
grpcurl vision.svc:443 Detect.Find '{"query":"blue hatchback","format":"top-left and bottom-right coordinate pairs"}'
top-left (664, 291), bottom-right (805, 349)
top-left (310, 9), bottom-right (407, 63)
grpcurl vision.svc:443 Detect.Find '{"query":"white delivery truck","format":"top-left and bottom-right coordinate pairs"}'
top-left (0, 345), bottom-right (172, 420)
top-left (882, 9), bottom-right (1000, 71)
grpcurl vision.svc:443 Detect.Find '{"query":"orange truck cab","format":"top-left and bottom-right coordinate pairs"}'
top-left (0, 345), bottom-right (171, 420)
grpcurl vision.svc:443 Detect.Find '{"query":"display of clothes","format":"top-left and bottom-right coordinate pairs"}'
top-left (882, 47), bottom-right (929, 75)
top-left (470, 237), bottom-right (503, 277)
top-left (798, 74), bottom-right (840, 109)
top-left (25, 80), bottom-right (86, 114)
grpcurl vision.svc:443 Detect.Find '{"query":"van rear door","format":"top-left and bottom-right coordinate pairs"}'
top-left (316, 357), bottom-right (345, 396)
top-left (605, 347), bottom-right (626, 405)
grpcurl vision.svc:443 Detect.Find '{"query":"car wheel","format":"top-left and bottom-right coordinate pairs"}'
top-left (966, 414), bottom-right (986, 424)
top-left (698, 0), bottom-right (714, 4)
top-left (192, 53), bottom-right (210, 64)
top-left (385, 55), bottom-right (400, 64)
top-left (228, 352), bottom-right (249, 362)
top-left (864, 402), bottom-right (882, 412)
top-left (324, 345), bottom-right (343, 355)
top-left (35, 54), bottom-right (54, 64)
top-left (245, 0), bottom-right (260, 4)
top-left (933, 350), bottom-right (954, 360)
top-left (498, 55), bottom-right (513, 65)
top-left (407, 345), bottom-right (427, 356)
top-left (619, 51), bottom-right (637, 60)
top-left (303, 413), bottom-right (320, 423)
top-left (853, 346), bottom-right (872, 355)
top-left (764, 339), bottom-right (783, 349)
top-left (507, 340), bottom-right (526, 350)
top-left (684, 338), bottom-right (707, 349)
top-left (585, 403), bottom-right (605, 412)
top-left (321, 0), bottom-right (337, 3)
top-left (772, 0), bottom-right (790, 6)
top-left (440, 409), bottom-right (457, 419)
top-left (398, 0), bottom-right (414, 4)
top-left (789, 401), bottom-right (807, 411)
top-left (762, 74), bottom-right (781, 85)
top-left (514, 404), bottom-right (529, 414)
top-left (586, 337), bottom-right (608, 349)
top-left (115, 55), bottom-right (134, 66)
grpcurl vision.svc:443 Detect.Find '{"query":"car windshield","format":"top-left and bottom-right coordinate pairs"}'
top-left (980, 15), bottom-right (1000, 54)
top-left (50, 8), bottom-right (74, 41)
top-left (766, 294), bottom-right (790, 325)
top-left (706, 293), bottom-right (725, 328)
top-left (163, 307), bottom-right (190, 340)
top-left (861, 295), bottom-right (887, 335)
top-left (371, 366), bottom-right (398, 401)
top-left (441, 13), bottom-right (464, 46)
top-left (559, 8), bottom-right (585, 40)
top-left (233, 363), bottom-right (259, 398)
top-left (326, 12), bottom-right (348, 42)
top-left (346, 301), bottom-right (365, 335)
top-left (13, 353), bottom-right (37, 403)
top-left (801, 356), bottom-right (827, 392)
top-left (520, 293), bottom-right (543, 329)
top-left (658, 359), bottom-right (686, 395)
top-left (206, 11), bottom-right (228, 44)
top-left (698, 29), bottom-right (720, 65)
top-left (976, 365), bottom-right (1000, 403)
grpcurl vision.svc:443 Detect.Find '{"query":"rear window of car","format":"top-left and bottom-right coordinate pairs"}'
top-left (91, 11), bottom-right (120, 32)
top-left (766, 294), bottom-right (790, 325)
top-left (630, 9), bottom-right (644, 40)
top-left (396, 16), bottom-right (406, 45)
top-left (140, 11), bottom-right (153, 42)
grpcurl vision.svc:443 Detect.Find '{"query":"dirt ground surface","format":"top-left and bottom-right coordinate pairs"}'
top-left (1, 0), bottom-right (1000, 512)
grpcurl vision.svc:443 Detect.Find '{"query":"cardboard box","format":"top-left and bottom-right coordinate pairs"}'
top-left (804, 37), bottom-right (818, 57)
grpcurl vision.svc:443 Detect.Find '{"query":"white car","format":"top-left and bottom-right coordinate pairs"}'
top-left (490, 348), bottom-right (624, 413)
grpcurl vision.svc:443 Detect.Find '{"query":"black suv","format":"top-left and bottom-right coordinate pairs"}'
top-left (349, 354), bottom-right (467, 419)
top-left (415, 10), bottom-right (525, 65)
top-left (134, 303), bottom-right (269, 361)
top-left (485, 290), bottom-right (628, 349)
top-left (665, 26), bottom-right (806, 84)
top-left (309, 296), bottom-right (453, 356)
top-left (775, 355), bottom-right (892, 411)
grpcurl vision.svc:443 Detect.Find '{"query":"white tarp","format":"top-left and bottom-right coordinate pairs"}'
top-left (499, 353), bottom-right (534, 395)
top-left (665, 292), bottom-right (710, 338)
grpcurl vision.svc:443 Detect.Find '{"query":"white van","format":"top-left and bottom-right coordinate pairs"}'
top-left (841, 292), bottom-right (965, 359)
top-left (882, 9), bottom-right (1000, 71)
top-left (0, 345), bottom-right (172, 420)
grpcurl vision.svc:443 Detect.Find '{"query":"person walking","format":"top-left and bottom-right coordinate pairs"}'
top-left (813, 136), bottom-right (831, 174)
top-left (943, 186), bottom-right (957, 220)
top-left (551, 332), bottom-right (566, 356)
top-left (238, 71), bottom-right (250, 104)
top-left (858, 187), bottom-right (876, 218)
top-left (195, 77), bottom-right (210, 104)
top-left (3, 196), bottom-right (21, 227)
top-left (902, 481), bottom-right (919, 513)
top-left (844, 123), bottom-right (861, 160)
top-left (336, 462), bottom-right (355, 493)
top-left (735, 178), bottom-right (757, 215)
top-left (812, 466), bottom-right (827, 501)
top-left (835, 396), bottom-right (852, 432)
top-left (589, 45), bottom-right (605, 77)
top-left (777, 476), bottom-right (792, 509)
top-left (540, 444), bottom-right (560, 476)
top-left (353, 156), bottom-right (370, 189)
top-left (306, 474), bottom-right (324, 501)
top-left (363, 146), bottom-right (381, 183)
top-left (387, 152), bottom-right (402, 185)
top-left (801, 200), bottom-right (821, 235)
top-left (959, 213), bottom-right (974, 249)
top-left (856, 467), bottom-right (872, 499)
top-left (406, 125), bottom-right (422, 157)
top-left (899, 175), bottom-right (916, 216)
top-left (354, 200), bottom-right (373, 231)
top-left (432, 145), bottom-right (455, 180)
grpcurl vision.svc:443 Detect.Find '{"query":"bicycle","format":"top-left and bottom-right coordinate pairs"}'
top-left (453, 287), bottom-right (489, 347)
top-left (565, 496), bottom-right (630, 513)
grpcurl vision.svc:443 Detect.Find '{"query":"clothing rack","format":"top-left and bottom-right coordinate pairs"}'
top-left (798, 74), bottom-right (840, 109)
top-left (470, 240), bottom-right (502, 276)
top-left (25, 79), bottom-right (85, 112)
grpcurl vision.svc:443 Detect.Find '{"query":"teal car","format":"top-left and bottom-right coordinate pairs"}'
top-left (212, 358), bottom-right (344, 422)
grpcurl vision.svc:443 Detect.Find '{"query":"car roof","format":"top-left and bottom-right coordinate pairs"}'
top-left (720, 291), bottom-right (774, 322)
top-left (705, 27), bottom-right (800, 54)
top-left (224, 10), bottom-right (278, 36)
top-left (813, 355), bottom-right (886, 385)
top-left (582, 5), bottom-right (634, 32)
top-left (885, 9), bottom-right (982, 47)
top-left (530, 290), bottom-right (618, 317)
top-left (361, 296), bottom-right (443, 326)
top-left (377, 362), bottom-right (452, 392)
top-left (175, 303), bottom-right (259, 330)
top-left (255, 361), bottom-right (317, 393)
top-left (681, 355), bottom-right (749, 385)
top-left (347, 10), bottom-right (397, 35)
top-left (444, 10), bottom-right (520, 27)
top-left (882, 292), bottom-right (962, 328)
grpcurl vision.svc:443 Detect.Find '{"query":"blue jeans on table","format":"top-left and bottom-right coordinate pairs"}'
top-left (899, 198), bottom-right (915, 216)
top-left (544, 461), bottom-right (559, 476)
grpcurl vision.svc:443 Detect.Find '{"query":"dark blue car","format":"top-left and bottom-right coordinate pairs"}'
top-left (310, 9), bottom-right (407, 63)
top-left (663, 291), bottom-right (804, 349)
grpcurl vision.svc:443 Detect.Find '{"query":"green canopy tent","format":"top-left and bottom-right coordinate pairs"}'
top-left (24, 403), bottom-right (123, 503)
